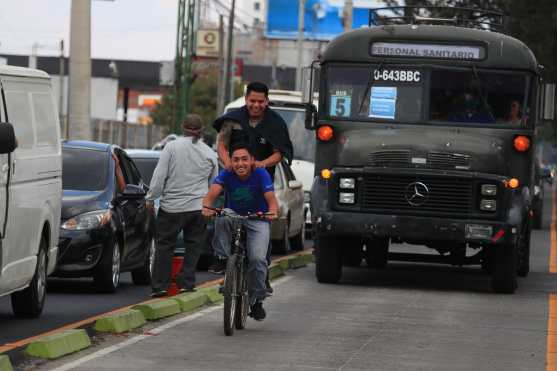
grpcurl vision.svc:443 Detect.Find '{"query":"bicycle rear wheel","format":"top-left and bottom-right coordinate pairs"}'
top-left (235, 258), bottom-right (249, 330)
top-left (223, 255), bottom-right (239, 336)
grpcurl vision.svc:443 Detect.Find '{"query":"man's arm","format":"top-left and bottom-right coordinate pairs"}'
top-left (202, 183), bottom-right (224, 217)
top-left (263, 191), bottom-right (279, 220)
top-left (255, 149), bottom-right (282, 169)
top-left (216, 121), bottom-right (234, 170)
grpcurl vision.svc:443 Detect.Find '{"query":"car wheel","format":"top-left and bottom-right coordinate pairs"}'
top-left (289, 220), bottom-right (305, 251)
top-left (132, 237), bottom-right (155, 285)
top-left (315, 236), bottom-right (342, 283)
top-left (11, 236), bottom-right (48, 318)
top-left (95, 241), bottom-right (121, 293)
top-left (272, 221), bottom-right (290, 255)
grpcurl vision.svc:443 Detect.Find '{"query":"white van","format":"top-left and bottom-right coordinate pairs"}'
top-left (0, 65), bottom-right (62, 317)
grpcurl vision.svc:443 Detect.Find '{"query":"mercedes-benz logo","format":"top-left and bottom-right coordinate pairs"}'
top-left (405, 181), bottom-right (429, 206)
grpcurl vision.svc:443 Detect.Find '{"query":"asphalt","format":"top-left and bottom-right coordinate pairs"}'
top-left (40, 186), bottom-right (555, 371)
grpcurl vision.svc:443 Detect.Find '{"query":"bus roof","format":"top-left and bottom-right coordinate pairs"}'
top-left (322, 25), bottom-right (539, 73)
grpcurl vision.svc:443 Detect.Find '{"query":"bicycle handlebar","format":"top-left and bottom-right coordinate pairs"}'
top-left (202, 206), bottom-right (275, 220)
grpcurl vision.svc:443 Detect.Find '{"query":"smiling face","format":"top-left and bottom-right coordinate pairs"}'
top-left (231, 148), bottom-right (254, 179)
top-left (245, 91), bottom-right (268, 121)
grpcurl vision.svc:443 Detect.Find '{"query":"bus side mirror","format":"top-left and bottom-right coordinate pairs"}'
top-left (305, 104), bottom-right (317, 130)
top-left (543, 83), bottom-right (555, 121)
top-left (0, 123), bottom-right (17, 154)
top-left (302, 62), bottom-right (319, 130)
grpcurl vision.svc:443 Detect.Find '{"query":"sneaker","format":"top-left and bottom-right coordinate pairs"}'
top-left (179, 287), bottom-right (196, 294)
top-left (208, 257), bottom-right (227, 275)
top-left (249, 301), bottom-right (266, 321)
top-left (150, 289), bottom-right (168, 298)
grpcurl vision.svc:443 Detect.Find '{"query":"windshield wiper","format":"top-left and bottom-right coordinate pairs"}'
top-left (358, 60), bottom-right (385, 115)
top-left (471, 65), bottom-right (497, 123)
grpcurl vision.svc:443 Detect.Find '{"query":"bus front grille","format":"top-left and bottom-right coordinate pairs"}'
top-left (361, 174), bottom-right (473, 217)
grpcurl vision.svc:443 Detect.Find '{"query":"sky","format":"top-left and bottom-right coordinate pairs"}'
top-left (0, 0), bottom-right (192, 61)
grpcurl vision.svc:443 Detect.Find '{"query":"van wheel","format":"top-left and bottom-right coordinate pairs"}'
top-left (272, 223), bottom-right (289, 255)
top-left (132, 237), bottom-right (155, 285)
top-left (491, 242), bottom-right (517, 294)
top-left (315, 236), bottom-right (342, 283)
top-left (289, 222), bottom-right (305, 251)
top-left (11, 236), bottom-right (48, 318)
top-left (95, 241), bottom-right (121, 293)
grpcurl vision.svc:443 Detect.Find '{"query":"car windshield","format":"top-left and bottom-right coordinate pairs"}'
top-left (274, 108), bottom-right (315, 162)
top-left (325, 64), bottom-right (531, 126)
top-left (132, 157), bottom-right (158, 185)
top-left (62, 147), bottom-right (108, 191)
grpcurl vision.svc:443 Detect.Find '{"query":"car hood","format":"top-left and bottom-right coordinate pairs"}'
top-left (291, 160), bottom-right (315, 193)
top-left (61, 190), bottom-right (110, 220)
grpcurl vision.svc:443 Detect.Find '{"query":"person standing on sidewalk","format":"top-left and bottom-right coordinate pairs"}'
top-left (210, 82), bottom-right (293, 279)
top-left (147, 114), bottom-right (218, 298)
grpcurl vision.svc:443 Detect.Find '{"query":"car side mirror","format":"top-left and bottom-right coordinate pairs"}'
top-left (288, 180), bottom-right (303, 190)
top-left (121, 184), bottom-right (146, 199)
top-left (0, 123), bottom-right (17, 154)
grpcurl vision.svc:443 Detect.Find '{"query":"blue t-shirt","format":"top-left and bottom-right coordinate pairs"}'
top-left (213, 168), bottom-right (274, 215)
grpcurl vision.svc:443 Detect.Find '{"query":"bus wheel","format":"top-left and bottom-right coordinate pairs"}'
top-left (491, 242), bottom-right (517, 294)
top-left (364, 238), bottom-right (389, 269)
top-left (315, 236), bottom-right (342, 283)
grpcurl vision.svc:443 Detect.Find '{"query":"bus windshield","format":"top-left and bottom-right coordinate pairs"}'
top-left (325, 65), bottom-right (531, 126)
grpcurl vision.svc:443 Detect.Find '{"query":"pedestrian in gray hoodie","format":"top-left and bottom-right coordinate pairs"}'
top-left (147, 114), bottom-right (218, 297)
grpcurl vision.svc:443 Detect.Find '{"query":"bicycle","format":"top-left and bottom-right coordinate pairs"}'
top-left (206, 207), bottom-right (272, 336)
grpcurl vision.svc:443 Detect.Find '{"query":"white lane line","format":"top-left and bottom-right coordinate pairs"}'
top-left (51, 275), bottom-right (294, 371)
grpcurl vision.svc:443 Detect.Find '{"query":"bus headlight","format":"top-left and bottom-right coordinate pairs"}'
top-left (339, 192), bottom-right (355, 204)
top-left (481, 184), bottom-right (497, 196)
top-left (339, 178), bottom-right (356, 189)
top-left (480, 199), bottom-right (497, 212)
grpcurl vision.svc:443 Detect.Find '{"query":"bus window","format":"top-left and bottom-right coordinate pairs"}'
top-left (429, 69), bottom-right (530, 125)
top-left (326, 65), bottom-right (423, 123)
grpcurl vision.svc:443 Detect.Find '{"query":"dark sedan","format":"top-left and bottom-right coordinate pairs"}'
top-left (55, 141), bottom-right (155, 292)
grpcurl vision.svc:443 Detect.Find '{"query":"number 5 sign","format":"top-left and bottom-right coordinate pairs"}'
top-left (330, 95), bottom-right (352, 117)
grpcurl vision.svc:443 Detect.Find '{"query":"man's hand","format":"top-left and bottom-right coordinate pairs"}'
top-left (223, 158), bottom-right (232, 171)
top-left (266, 211), bottom-right (277, 221)
top-left (254, 161), bottom-right (266, 168)
top-left (202, 206), bottom-right (217, 218)
top-left (146, 200), bottom-right (155, 214)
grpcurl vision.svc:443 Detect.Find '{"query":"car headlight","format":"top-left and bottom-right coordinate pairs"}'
top-left (61, 210), bottom-right (112, 231)
top-left (339, 178), bottom-right (356, 189)
top-left (481, 184), bottom-right (497, 196)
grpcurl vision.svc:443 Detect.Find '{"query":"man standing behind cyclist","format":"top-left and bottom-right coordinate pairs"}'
top-left (202, 143), bottom-right (278, 321)
top-left (147, 114), bottom-right (218, 298)
top-left (210, 81), bottom-right (293, 277)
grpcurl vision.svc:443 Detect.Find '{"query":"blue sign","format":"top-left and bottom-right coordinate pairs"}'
top-left (370, 87), bottom-right (397, 120)
top-left (330, 95), bottom-right (352, 117)
top-left (266, 0), bottom-right (380, 40)
top-left (371, 86), bottom-right (397, 100)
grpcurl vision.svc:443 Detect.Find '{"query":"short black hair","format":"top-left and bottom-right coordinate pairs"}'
top-left (229, 142), bottom-right (254, 158)
top-left (245, 81), bottom-right (269, 97)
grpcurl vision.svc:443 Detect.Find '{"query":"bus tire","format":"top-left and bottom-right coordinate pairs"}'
top-left (491, 242), bottom-right (517, 294)
top-left (365, 238), bottom-right (389, 269)
top-left (315, 236), bottom-right (342, 283)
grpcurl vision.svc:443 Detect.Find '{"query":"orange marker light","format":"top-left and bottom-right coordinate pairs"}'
top-left (317, 125), bottom-right (334, 142)
top-left (506, 178), bottom-right (520, 189)
top-left (514, 136), bottom-right (530, 152)
top-left (321, 169), bottom-right (332, 180)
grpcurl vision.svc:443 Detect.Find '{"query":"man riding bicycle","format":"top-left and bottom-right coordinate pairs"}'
top-left (202, 143), bottom-right (278, 321)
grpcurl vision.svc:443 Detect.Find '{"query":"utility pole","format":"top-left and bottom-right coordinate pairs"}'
top-left (295, 0), bottom-right (305, 91)
top-left (174, 0), bottom-right (197, 134)
top-left (217, 15), bottom-right (226, 114)
top-left (223, 0), bottom-right (236, 106)
top-left (68, 0), bottom-right (91, 140)
top-left (343, 0), bottom-right (353, 32)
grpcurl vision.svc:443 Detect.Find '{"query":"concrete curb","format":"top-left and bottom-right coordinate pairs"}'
top-left (268, 264), bottom-right (284, 280)
top-left (172, 292), bottom-right (209, 312)
top-left (289, 255), bottom-right (308, 269)
top-left (198, 286), bottom-right (224, 303)
top-left (133, 299), bottom-right (181, 321)
top-left (94, 309), bottom-right (147, 334)
top-left (25, 329), bottom-right (91, 360)
top-left (0, 355), bottom-right (13, 371)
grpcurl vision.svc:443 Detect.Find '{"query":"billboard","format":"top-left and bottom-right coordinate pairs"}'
top-left (265, 0), bottom-right (384, 40)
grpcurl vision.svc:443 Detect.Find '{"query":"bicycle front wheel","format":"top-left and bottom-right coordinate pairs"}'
top-left (235, 257), bottom-right (249, 330)
top-left (223, 254), bottom-right (239, 336)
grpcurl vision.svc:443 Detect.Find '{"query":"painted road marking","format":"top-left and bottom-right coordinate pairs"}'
top-left (50, 275), bottom-right (294, 371)
top-left (549, 185), bottom-right (557, 371)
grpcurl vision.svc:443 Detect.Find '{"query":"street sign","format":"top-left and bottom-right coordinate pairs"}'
top-left (196, 29), bottom-right (219, 58)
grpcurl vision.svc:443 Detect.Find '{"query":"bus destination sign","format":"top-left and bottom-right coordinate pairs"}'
top-left (371, 42), bottom-right (485, 61)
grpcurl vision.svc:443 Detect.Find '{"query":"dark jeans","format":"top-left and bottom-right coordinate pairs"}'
top-left (151, 209), bottom-right (206, 292)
